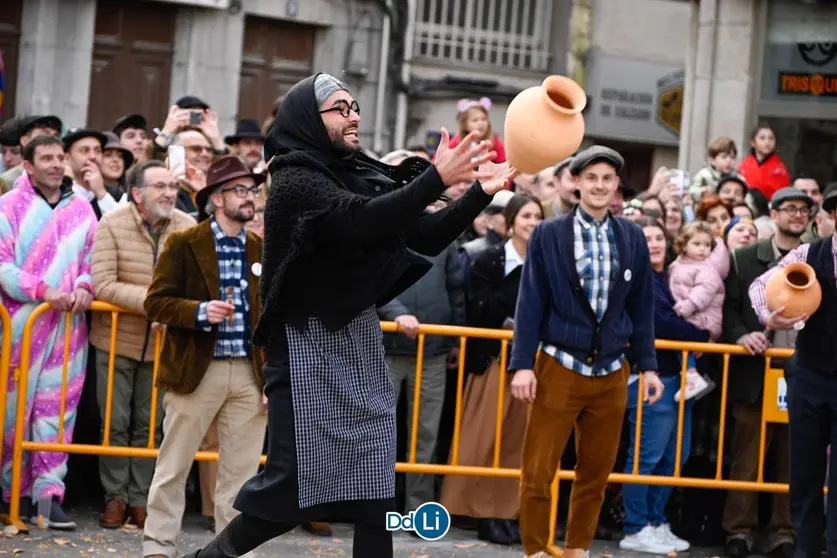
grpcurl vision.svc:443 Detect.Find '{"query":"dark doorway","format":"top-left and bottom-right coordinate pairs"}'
top-left (0, 0), bottom-right (23, 122)
top-left (238, 17), bottom-right (316, 123)
top-left (88, 0), bottom-right (176, 130)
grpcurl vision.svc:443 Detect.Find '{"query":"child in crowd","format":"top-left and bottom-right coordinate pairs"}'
top-left (447, 97), bottom-right (506, 163)
top-left (668, 221), bottom-right (729, 401)
top-left (692, 136), bottom-right (738, 201)
top-left (737, 123), bottom-right (790, 201)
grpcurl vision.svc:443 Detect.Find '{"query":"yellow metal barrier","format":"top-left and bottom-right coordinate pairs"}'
top-left (3, 302), bottom-right (797, 543)
top-left (0, 303), bottom-right (12, 469)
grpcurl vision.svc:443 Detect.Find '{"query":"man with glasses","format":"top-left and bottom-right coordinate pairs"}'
top-left (141, 156), bottom-right (267, 558)
top-left (90, 160), bottom-right (196, 531)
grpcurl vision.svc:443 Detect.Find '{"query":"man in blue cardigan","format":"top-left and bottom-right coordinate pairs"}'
top-left (509, 145), bottom-right (663, 558)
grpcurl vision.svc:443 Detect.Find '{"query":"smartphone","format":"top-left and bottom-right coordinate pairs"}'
top-left (189, 110), bottom-right (202, 127)
top-left (168, 145), bottom-right (186, 181)
top-left (669, 169), bottom-right (691, 198)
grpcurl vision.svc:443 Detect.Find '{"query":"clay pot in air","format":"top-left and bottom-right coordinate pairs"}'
top-left (503, 76), bottom-right (587, 174)
top-left (764, 262), bottom-right (822, 319)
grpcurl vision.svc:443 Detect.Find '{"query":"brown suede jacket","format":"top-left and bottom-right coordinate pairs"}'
top-left (144, 219), bottom-right (264, 394)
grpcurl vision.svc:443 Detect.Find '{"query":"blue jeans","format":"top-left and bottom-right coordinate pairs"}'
top-left (622, 374), bottom-right (693, 534)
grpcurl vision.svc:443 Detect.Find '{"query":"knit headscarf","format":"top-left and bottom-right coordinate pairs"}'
top-left (313, 74), bottom-right (349, 107)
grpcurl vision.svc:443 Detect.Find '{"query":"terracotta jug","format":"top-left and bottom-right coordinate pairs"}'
top-left (764, 262), bottom-right (822, 319)
top-left (503, 76), bottom-right (587, 174)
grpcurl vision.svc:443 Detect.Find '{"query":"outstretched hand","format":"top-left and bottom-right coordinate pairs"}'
top-left (478, 160), bottom-right (518, 195)
top-left (433, 128), bottom-right (497, 186)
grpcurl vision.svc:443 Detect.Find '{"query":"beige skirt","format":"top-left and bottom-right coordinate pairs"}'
top-left (440, 359), bottom-right (529, 519)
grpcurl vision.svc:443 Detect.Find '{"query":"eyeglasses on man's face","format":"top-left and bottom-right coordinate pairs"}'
top-left (221, 184), bottom-right (264, 199)
top-left (777, 204), bottom-right (811, 217)
top-left (319, 100), bottom-right (360, 119)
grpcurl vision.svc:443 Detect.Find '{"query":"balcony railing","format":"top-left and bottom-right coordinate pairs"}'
top-left (414, 0), bottom-right (554, 71)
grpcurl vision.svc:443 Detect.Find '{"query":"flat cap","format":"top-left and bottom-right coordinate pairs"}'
top-left (716, 173), bottom-right (748, 193)
top-left (820, 182), bottom-right (837, 212)
top-left (553, 156), bottom-right (574, 175)
top-left (769, 187), bottom-right (813, 210)
top-left (568, 145), bottom-right (624, 176)
top-left (0, 117), bottom-right (21, 146)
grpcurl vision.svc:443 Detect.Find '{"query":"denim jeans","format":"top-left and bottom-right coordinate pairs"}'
top-left (622, 374), bottom-right (694, 534)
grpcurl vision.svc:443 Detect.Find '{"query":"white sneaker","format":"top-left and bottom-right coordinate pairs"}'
top-left (655, 523), bottom-right (690, 551)
top-left (619, 525), bottom-right (676, 554)
top-left (674, 369), bottom-right (713, 402)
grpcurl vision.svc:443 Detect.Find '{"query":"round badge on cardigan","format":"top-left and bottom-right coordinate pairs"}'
top-left (624, 269), bottom-right (632, 282)
top-left (252, 263), bottom-right (262, 277)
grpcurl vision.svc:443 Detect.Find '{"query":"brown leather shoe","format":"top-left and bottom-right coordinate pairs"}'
top-left (301, 521), bottom-right (332, 537)
top-left (99, 499), bottom-right (127, 529)
top-left (128, 506), bottom-right (147, 529)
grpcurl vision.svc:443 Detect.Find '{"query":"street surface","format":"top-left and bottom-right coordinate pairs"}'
top-left (0, 507), bottom-right (724, 557)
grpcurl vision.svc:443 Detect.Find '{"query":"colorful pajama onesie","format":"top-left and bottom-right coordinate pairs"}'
top-left (0, 173), bottom-right (97, 503)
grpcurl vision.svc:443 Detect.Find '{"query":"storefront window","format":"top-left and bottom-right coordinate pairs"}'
top-left (758, 0), bottom-right (837, 184)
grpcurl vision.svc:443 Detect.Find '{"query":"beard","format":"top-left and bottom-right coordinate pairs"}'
top-left (143, 192), bottom-right (175, 221)
top-left (225, 202), bottom-right (255, 224)
top-left (326, 123), bottom-right (361, 153)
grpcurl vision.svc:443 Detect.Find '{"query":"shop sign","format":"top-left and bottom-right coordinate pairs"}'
top-left (762, 42), bottom-right (837, 103)
top-left (778, 72), bottom-right (837, 97)
top-left (584, 50), bottom-right (683, 146)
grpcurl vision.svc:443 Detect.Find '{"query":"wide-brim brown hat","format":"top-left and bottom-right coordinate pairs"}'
top-left (196, 155), bottom-right (265, 221)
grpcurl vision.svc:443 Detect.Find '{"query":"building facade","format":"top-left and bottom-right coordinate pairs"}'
top-left (580, 0), bottom-right (691, 190)
top-left (0, 0), bottom-right (388, 148)
top-left (680, 0), bottom-right (837, 186)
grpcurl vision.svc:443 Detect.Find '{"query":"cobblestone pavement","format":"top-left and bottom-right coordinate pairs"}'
top-left (0, 507), bottom-right (724, 557)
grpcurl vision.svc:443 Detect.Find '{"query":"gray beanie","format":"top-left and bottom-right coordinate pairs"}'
top-left (314, 74), bottom-right (349, 107)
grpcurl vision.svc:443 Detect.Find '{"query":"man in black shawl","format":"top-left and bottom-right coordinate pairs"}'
top-left (185, 73), bottom-right (516, 558)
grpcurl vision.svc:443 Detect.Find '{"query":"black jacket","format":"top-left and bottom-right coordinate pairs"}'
top-left (255, 151), bottom-right (492, 347)
top-left (464, 243), bottom-right (522, 374)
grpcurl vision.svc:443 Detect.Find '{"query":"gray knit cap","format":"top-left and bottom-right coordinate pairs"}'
top-left (314, 74), bottom-right (349, 107)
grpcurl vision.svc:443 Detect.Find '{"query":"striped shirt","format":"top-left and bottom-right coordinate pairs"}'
top-left (546, 207), bottom-right (624, 377)
top-left (196, 217), bottom-right (250, 359)
top-left (749, 238), bottom-right (837, 324)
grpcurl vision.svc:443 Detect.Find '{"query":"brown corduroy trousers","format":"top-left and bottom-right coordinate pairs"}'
top-left (519, 355), bottom-right (628, 555)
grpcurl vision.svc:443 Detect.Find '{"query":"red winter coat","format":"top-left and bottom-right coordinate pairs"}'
top-left (737, 151), bottom-right (790, 201)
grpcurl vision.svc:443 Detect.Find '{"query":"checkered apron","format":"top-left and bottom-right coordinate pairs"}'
top-left (284, 306), bottom-right (397, 508)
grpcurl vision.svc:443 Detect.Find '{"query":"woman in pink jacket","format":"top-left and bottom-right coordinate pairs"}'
top-left (668, 221), bottom-right (729, 401)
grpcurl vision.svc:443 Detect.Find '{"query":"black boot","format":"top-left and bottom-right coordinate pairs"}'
top-left (477, 518), bottom-right (515, 545)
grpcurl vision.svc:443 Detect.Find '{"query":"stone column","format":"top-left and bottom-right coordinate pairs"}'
top-left (15, 0), bottom-right (96, 127)
top-left (170, 7), bottom-right (245, 136)
top-left (679, 0), bottom-right (761, 172)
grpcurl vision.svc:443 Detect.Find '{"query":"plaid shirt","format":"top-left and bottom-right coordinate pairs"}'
top-left (196, 217), bottom-right (250, 359)
top-left (545, 207), bottom-right (624, 376)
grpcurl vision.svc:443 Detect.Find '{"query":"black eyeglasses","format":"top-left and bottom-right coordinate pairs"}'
top-left (777, 205), bottom-right (810, 217)
top-left (319, 100), bottom-right (360, 118)
top-left (220, 184), bottom-right (264, 199)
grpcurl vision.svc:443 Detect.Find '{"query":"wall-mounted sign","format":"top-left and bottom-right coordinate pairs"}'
top-left (762, 42), bottom-right (837, 103)
top-left (584, 50), bottom-right (684, 146)
top-left (777, 72), bottom-right (837, 97)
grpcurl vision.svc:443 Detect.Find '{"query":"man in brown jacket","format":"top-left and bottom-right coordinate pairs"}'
top-left (141, 156), bottom-right (266, 558)
top-left (91, 160), bottom-right (197, 530)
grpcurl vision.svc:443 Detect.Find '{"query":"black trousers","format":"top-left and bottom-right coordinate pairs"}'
top-left (185, 512), bottom-right (393, 558)
top-left (786, 360), bottom-right (837, 558)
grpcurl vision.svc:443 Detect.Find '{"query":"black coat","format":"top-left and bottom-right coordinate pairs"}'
top-left (464, 243), bottom-right (522, 374)
top-left (723, 238), bottom-right (777, 404)
top-left (255, 150), bottom-right (493, 346)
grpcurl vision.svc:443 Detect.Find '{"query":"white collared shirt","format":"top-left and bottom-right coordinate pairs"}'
top-left (504, 240), bottom-right (525, 276)
top-left (72, 182), bottom-right (126, 215)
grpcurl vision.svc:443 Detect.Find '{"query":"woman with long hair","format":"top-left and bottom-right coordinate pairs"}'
top-left (440, 193), bottom-right (543, 545)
